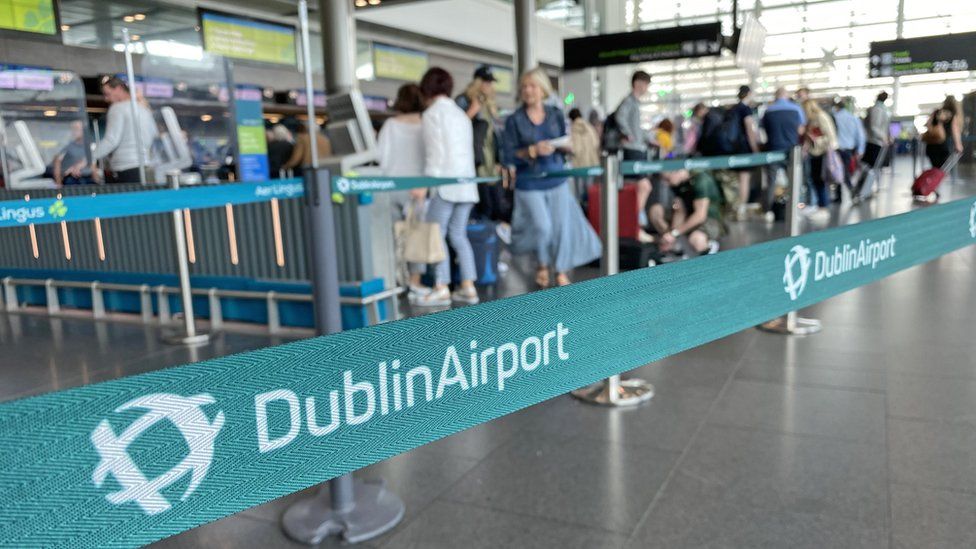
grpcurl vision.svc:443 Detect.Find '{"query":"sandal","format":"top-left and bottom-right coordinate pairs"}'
top-left (535, 267), bottom-right (551, 289)
top-left (556, 273), bottom-right (571, 287)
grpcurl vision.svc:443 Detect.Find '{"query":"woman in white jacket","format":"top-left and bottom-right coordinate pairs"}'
top-left (414, 67), bottom-right (480, 307)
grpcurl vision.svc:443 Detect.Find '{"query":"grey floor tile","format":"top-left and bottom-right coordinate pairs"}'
top-left (148, 512), bottom-right (364, 549)
top-left (889, 418), bottom-right (976, 493)
top-left (443, 431), bottom-right (680, 534)
top-left (512, 389), bottom-right (716, 453)
top-left (891, 483), bottom-right (976, 549)
top-left (673, 425), bottom-right (888, 529)
top-left (735, 359), bottom-right (887, 392)
top-left (707, 379), bottom-right (887, 443)
top-left (380, 500), bottom-right (627, 549)
top-left (887, 374), bottom-right (976, 424)
top-left (630, 354), bottom-right (740, 397)
top-left (628, 472), bottom-right (886, 549)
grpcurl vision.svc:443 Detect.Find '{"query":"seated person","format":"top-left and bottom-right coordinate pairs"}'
top-left (52, 121), bottom-right (93, 186)
top-left (653, 169), bottom-right (726, 256)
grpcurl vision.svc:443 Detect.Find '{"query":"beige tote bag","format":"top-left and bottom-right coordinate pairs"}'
top-left (395, 204), bottom-right (446, 264)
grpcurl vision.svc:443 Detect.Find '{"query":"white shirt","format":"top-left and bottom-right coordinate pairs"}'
top-left (422, 96), bottom-right (479, 203)
top-left (377, 116), bottom-right (424, 177)
top-left (93, 101), bottom-right (159, 172)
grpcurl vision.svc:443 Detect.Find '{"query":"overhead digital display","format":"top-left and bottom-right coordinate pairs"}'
top-left (0, 0), bottom-right (58, 36)
top-left (869, 32), bottom-right (976, 78)
top-left (373, 43), bottom-right (429, 82)
top-left (563, 23), bottom-right (722, 71)
top-left (199, 9), bottom-right (296, 66)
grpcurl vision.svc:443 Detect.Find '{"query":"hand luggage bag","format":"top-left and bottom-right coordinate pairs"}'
top-left (912, 152), bottom-right (961, 201)
top-left (587, 182), bottom-right (639, 239)
top-left (450, 221), bottom-right (500, 286)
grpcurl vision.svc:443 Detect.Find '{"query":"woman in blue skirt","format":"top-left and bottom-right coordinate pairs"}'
top-left (502, 67), bottom-right (602, 288)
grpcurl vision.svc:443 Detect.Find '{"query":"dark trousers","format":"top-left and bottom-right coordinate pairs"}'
top-left (926, 144), bottom-right (951, 170)
top-left (856, 143), bottom-right (884, 191)
top-left (810, 154), bottom-right (830, 208)
top-left (107, 168), bottom-right (142, 184)
top-left (837, 149), bottom-right (856, 191)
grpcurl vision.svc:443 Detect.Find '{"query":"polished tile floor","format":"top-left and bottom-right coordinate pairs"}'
top-left (2, 159), bottom-right (975, 548)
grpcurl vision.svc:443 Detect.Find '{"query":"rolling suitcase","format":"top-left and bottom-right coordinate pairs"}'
top-left (587, 182), bottom-right (640, 240)
top-left (912, 152), bottom-right (961, 201)
top-left (449, 221), bottom-right (500, 286)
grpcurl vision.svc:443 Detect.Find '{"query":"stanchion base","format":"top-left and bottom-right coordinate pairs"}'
top-left (161, 331), bottom-right (211, 346)
top-left (757, 317), bottom-right (822, 335)
top-left (282, 478), bottom-right (405, 545)
top-left (571, 379), bottom-right (655, 407)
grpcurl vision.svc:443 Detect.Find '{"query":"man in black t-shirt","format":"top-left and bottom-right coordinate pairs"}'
top-left (731, 85), bottom-right (760, 220)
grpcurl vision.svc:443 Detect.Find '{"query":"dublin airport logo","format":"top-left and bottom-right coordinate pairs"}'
top-left (969, 201), bottom-right (976, 238)
top-left (91, 393), bottom-right (225, 515)
top-left (783, 245), bottom-right (812, 301)
top-left (334, 177), bottom-right (351, 194)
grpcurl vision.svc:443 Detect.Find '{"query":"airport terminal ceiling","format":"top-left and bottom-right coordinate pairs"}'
top-left (13, 0), bottom-right (976, 121)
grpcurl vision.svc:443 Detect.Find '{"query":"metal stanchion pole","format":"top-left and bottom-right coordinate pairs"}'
top-left (121, 28), bottom-right (147, 185)
top-left (282, 2), bottom-right (403, 544)
top-left (759, 146), bottom-right (821, 335)
top-left (571, 153), bottom-right (654, 406)
top-left (162, 172), bottom-right (209, 345)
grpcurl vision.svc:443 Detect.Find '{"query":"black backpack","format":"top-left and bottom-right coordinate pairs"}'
top-left (698, 107), bottom-right (726, 156)
top-left (601, 109), bottom-right (623, 152)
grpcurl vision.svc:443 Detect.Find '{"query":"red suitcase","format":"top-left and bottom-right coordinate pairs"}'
top-left (912, 152), bottom-right (961, 200)
top-left (587, 182), bottom-right (639, 240)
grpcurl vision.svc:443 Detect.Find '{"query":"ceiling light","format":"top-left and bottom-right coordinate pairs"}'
top-left (200, 114), bottom-right (213, 122)
top-left (43, 110), bottom-right (57, 117)
top-left (123, 15), bottom-right (134, 22)
top-left (131, 34), bottom-right (140, 41)
top-left (355, 0), bottom-right (367, 5)
top-left (134, 13), bottom-right (146, 21)
top-left (60, 24), bottom-right (70, 31)
top-left (368, 0), bottom-right (381, 4)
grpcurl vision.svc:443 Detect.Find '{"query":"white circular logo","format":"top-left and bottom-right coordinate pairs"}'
top-left (91, 393), bottom-right (225, 515)
top-left (969, 201), bottom-right (976, 239)
top-left (783, 245), bottom-right (812, 301)
top-left (335, 177), bottom-right (351, 194)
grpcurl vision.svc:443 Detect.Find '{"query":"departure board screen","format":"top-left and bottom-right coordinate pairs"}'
top-left (563, 23), bottom-right (722, 71)
top-left (869, 32), bottom-right (976, 78)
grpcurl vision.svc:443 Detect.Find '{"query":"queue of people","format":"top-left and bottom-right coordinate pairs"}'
top-left (377, 65), bottom-right (602, 307)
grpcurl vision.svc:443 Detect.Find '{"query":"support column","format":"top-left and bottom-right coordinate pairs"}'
top-left (319, 0), bottom-right (357, 94)
top-left (514, 0), bottom-right (537, 77)
top-left (892, 0), bottom-right (906, 115)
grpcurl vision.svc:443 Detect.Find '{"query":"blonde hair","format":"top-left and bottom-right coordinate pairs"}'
top-left (464, 77), bottom-right (499, 119)
top-left (519, 67), bottom-right (553, 101)
top-left (802, 99), bottom-right (825, 121)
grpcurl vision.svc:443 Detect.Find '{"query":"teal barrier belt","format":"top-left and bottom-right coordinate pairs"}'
top-left (0, 179), bottom-right (304, 229)
top-left (1, 195), bottom-right (975, 548)
top-left (621, 151), bottom-right (787, 176)
top-left (330, 167), bottom-right (606, 195)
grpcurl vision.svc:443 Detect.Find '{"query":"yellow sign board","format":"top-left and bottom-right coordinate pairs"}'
top-left (201, 10), bottom-right (296, 66)
top-left (373, 43), bottom-right (429, 82)
top-left (0, 0), bottom-right (57, 35)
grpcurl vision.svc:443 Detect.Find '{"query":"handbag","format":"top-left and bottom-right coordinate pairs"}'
top-left (822, 149), bottom-right (845, 185)
top-left (395, 203), bottom-right (446, 264)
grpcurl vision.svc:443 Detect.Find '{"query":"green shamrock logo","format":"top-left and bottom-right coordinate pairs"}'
top-left (49, 200), bottom-right (67, 218)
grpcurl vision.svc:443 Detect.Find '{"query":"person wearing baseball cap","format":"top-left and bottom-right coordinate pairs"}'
top-left (457, 64), bottom-right (511, 226)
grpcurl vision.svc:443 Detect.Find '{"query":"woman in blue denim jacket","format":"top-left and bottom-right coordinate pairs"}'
top-left (502, 67), bottom-right (601, 288)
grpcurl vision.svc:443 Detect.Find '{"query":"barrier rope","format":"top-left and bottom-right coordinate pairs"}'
top-left (1, 192), bottom-right (974, 548)
top-left (0, 152), bottom-right (790, 223)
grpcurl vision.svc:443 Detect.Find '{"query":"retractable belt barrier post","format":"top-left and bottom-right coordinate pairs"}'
top-left (759, 147), bottom-right (822, 335)
top-left (162, 172), bottom-right (210, 346)
top-left (571, 152), bottom-right (654, 406)
top-left (1, 152), bottom-right (975, 548)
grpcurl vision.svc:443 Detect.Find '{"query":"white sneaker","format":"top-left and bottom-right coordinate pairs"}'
top-left (495, 223), bottom-right (512, 245)
top-left (763, 211), bottom-right (775, 224)
top-left (452, 288), bottom-right (480, 305)
top-left (801, 205), bottom-right (820, 217)
top-left (638, 229), bottom-right (656, 244)
top-left (498, 261), bottom-right (509, 274)
top-left (736, 204), bottom-right (748, 221)
top-left (707, 240), bottom-right (720, 255)
top-left (414, 286), bottom-right (451, 307)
